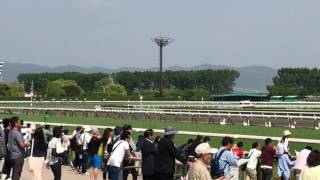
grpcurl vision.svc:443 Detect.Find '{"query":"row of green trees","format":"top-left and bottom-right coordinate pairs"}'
top-left (14, 69), bottom-right (240, 100)
top-left (13, 68), bottom-right (320, 99)
top-left (112, 69), bottom-right (240, 94)
top-left (267, 68), bottom-right (320, 96)
top-left (17, 72), bottom-right (127, 98)
top-left (0, 83), bottom-right (25, 97)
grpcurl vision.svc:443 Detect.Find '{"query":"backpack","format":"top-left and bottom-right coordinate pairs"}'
top-left (107, 136), bottom-right (120, 154)
top-left (69, 136), bottom-right (78, 151)
top-left (211, 149), bottom-right (227, 178)
top-left (0, 128), bottom-right (6, 157)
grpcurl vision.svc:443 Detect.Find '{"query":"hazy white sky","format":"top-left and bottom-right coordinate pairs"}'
top-left (1, 0), bottom-right (320, 68)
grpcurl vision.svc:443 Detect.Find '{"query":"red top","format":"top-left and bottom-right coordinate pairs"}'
top-left (234, 147), bottom-right (245, 158)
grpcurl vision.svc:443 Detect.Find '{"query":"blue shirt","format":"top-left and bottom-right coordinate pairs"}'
top-left (217, 147), bottom-right (238, 176)
top-left (278, 153), bottom-right (295, 179)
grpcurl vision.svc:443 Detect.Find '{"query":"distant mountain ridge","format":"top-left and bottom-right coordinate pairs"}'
top-left (2, 62), bottom-right (277, 92)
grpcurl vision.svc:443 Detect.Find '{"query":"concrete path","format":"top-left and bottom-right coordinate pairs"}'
top-left (0, 160), bottom-right (139, 180)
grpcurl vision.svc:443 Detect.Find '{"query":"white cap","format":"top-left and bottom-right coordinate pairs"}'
top-left (195, 143), bottom-right (218, 155)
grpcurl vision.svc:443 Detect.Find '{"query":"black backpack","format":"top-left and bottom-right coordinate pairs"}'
top-left (107, 136), bottom-right (120, 154)
top-left (211, 149), bottom-right (227, 178)
top-left (69, 136), bottom-right (78, 151)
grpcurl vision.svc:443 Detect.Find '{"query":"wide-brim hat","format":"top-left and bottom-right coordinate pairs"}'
top-left (195, 143), bottom-right (218, 155)
top-left (283, 130), bottom-right (292, 136)
top-left (164, 126), bottom-right (177, 135)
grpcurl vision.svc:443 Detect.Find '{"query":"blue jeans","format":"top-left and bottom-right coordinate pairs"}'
top-left (81, 150), bottom-right (89, 173)
top-left (107, 165), bottom-right (120, 180)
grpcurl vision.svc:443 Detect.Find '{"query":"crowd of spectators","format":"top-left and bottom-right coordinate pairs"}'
top-left (0, 116), bottom-right (320, 180)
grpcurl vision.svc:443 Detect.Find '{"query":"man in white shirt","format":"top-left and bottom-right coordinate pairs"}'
top-left (245, 142), bottom-right (262, 180)
top-left (78, 126), bottom-right (92, 175)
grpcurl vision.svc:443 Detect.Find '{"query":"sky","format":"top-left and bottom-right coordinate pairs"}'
top-left (1, 0), bottom-right (320, 69)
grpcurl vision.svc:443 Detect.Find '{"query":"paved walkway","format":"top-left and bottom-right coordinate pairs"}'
top-left (0, 160), bottom-right (139, 180)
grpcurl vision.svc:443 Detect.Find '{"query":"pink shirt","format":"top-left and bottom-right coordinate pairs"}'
top-left (294, 149), bottom-right (311, 170)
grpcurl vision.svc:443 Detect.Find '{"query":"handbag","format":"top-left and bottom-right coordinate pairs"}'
top-left (28, 139), bottom-right (35, 172)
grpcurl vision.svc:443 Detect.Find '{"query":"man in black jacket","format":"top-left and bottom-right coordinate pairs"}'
top-left (141, 129), bottom-right (156, 180)
top-left (154, 126), bottom-right (190, 180)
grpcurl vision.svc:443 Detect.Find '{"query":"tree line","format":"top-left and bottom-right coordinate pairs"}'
top-left (267, 68), bottom-right (320, 97)
top-left (11, 69), bottom-right (239, 100)
top-left (112, 69), bottom-right (240, 94)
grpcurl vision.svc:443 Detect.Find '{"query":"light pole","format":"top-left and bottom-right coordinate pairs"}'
top-left (0, 61), bottom-right (4, 83)
top-left (151, 36), bottom-right (174, 97)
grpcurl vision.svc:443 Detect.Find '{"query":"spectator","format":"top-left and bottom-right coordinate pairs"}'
top-left (112, 126), bottom-right (123, 143)
top-left (107, 131), bottom-right (132, 180)
top-left (154, 126), bottom-right (189, 180)
top-left (30, 127), bottom-right (48, 180)
top-left (261, 138), bottom-right (276, 180)
top-left (0, 125), bottom-right (5, 158)
top-left (78, 126), bottom-right (92, 175)
top-left (101, 128), bottom-right (112, 180)
top-left (203, 136), bottom-right (211, 143)
top-left (187, 143), bottom-right (217, 180)
top-left (154, 136), bottom-right (161, 149)
top-left (300, 150), bottom-right (320, 179)
top-left (177, 139), bottom-right (193, 159)
top-left (122, 124), bottom-right (137, 180)
top-left (141, 129), bottom-right (156, 180)
top-left (7, 116), bottom-right (30, 180)
top-left (21, 123), bottom-right (32, 157)
top-left (21, 123), bottom-right (32, 142)
top-left (245, 142), bottom-right (262, 180)
top-left (278, 152), bottom-right (295, 180)
top-left (88, 128), bottom-right (102, 180)
top-left (47, 126), bottom-right (68, 180)
top-left (135, 135), bottom-right (144, 152)
top-left (71, 126), bottom-right (83, 172)
top-left (188, 135), bottom-right (204, 158)
top-left (276, 130), bottom-right (292, 155)
top-left (234, 141), bottom-right (246, 159)
top-left (293, 146), bottom-right (312, 180)
top-left (1, 118), bottom-right (12, 180)
top-left (0, 125), bottom-right (6, 176)
top-left (43, 125), bottom-right (52, 144)
top-left (211, 136), bottom-right (238, 179)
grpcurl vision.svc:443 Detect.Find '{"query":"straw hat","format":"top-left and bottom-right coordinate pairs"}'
top-left (283, 130), bottom-right (292, 136)
top-left (195, 143), bottom-right (218, 155)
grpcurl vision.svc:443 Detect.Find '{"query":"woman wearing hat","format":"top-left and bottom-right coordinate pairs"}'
top-left (276, 130), bottom-right (292, 155)
top-left (187, 143), bottom-right (218, 180)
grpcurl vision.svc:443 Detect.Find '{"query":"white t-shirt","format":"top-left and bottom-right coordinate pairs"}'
top-left (78, 132), bottom-right (92, 150)
top-left (107, 140), bottom-right (130, 168)
top-left (276, 138), bottom-right (289, 155)
top-left (247, 148), bottom-right (262, 170)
